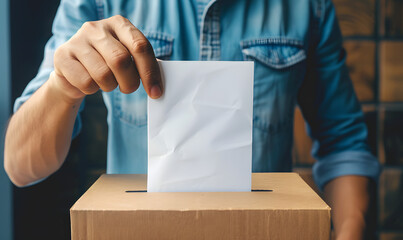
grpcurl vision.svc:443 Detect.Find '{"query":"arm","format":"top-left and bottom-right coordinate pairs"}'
top-left (298, 0), bottom-right (381, 238)
top-left (4, 0), bottom-right (96, 187)
top-left (324, 176), bottom-right (377, 240)
top-left (4, 77), bottom-right (83, 187)
top-left (4, 1), bottom-right (163, 187)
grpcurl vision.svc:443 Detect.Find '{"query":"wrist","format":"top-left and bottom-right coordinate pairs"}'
top-left (47, 71), bottom-right (85, 105)
top-left (335, 216), bottom-right (366, 240)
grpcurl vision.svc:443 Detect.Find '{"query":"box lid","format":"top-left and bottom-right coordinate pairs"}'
top-left (71, 173), bottom-right (330, 211)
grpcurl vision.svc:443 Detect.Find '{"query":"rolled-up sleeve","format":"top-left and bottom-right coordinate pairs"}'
top-left (14, 0), bottom-right (99, 138)
top-left (298, 0), bottom-right (381, 190)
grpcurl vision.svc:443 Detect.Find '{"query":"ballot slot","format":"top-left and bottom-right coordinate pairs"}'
top-left (124, 189), bottom-right (273, 193)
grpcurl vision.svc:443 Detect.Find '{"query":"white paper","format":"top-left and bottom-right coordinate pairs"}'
top-left (147, 61), bottom-right (254, 192)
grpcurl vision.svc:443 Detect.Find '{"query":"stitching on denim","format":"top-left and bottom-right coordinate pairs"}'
top-left (254, 50), bottom-right (306, 69)
top-left (197, 0), bottom-right (210, 30)
top-left (144, 32), bottom-right (174, 43)
top-left (246, 50), bottom-right (306, 69)
top-left (94, 0), bottom-right (104, 20)
top-left (240, 37), bottom-right (304, 48)
top-left (199, 0), bottom-right (221, 60)
top-left (144, 32), bottom-right (174, 58)
top-left (241, 38), bottom-right (307, 69)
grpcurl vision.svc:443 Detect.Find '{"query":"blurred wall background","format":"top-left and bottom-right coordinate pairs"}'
top-left (10, 1), bottom-right (107, 239)
top-left (6, 0), bottom-right (403, 239)
top-left (0, 0), bottom-right (12, 239)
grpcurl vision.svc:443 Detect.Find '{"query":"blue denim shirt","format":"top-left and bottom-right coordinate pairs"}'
top-left (15, 0), bottom-right (381, 189)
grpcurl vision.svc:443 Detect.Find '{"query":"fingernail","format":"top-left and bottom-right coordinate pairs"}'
top-left (150, 85), bottom-right (162, 99)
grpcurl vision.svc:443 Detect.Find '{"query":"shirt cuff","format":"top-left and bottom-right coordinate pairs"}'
top-left (18, 176), bottom-right (49, 188)
top-left (313, 150), bottom-right (382, 191)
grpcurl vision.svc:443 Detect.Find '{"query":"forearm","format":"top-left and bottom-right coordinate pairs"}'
top-left (4, 74), bottom-right (83, 187)
top-left (324, 175), bottom-right (377, 240)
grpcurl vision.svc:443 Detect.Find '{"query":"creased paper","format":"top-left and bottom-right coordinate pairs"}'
top-left (148, 61), bottom-right (254, 192)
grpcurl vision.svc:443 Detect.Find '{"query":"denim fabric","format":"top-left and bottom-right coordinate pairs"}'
top-left (14, 0), bottom-right (381, 189)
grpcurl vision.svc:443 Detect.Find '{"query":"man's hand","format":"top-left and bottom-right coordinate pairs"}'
top-left (5, 15), bottom-right (163, 186)
top-left (51, 15), bottom-right (163, 102)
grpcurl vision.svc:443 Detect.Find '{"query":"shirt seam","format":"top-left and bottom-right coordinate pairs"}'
top-left (93, 0), bottom-right (104, 20)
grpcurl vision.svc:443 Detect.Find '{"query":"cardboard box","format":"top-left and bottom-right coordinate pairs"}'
top-left (70, 173), bottom-right (330, 240)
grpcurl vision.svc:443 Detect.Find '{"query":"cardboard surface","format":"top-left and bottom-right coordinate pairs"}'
top-left (71, 173), bottom-right (331, 240)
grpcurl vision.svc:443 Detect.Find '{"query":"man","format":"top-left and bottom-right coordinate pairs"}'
top-left (4, 0), bottom-right (380, 239)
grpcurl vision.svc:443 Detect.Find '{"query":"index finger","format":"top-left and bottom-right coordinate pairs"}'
top-left (108, 16), bottom-right (163, 99)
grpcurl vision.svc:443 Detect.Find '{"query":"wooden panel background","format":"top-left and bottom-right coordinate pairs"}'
top-left (293, 0), bottom-right (403, 239)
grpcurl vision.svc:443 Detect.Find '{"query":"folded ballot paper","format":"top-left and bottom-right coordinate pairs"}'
top-left (148, 61), bottom-right (254, 192)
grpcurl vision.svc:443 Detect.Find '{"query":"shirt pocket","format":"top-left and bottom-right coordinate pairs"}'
top-left (240, 37), bottom-right (306, 133)
top-left (113, 32), bottom-right (174, 127)
top-left (144, 32), bottom-right (174, 60)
